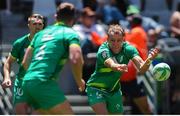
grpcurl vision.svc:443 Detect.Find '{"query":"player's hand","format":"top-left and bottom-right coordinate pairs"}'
top-left (148, 47), bottom-right (160, 60)
top-left (111, 64), bottom-right (128, 72)
top-left (2, 78), bottom-right (12, 88)
top-left (78, 79), bottom-right (86, 92)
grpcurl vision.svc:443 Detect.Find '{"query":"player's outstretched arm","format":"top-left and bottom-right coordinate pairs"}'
top-left (69, 44), bottom-right (85, 92)
top-left (132, 47), bottom-right (160, 74)
top-left (22, 46), bottom-right (33, 70)
top-left (2, 55), bottom-right (16, 88)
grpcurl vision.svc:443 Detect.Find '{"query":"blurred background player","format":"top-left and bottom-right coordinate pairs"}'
top-left (121, 5), bottom-right (168, 48)
top-left (21, 2), bottom-right (85, 114)
top-left (2, 14), bottom-right (44, 114)
top-left (120, 14), bottom-right (152, 114)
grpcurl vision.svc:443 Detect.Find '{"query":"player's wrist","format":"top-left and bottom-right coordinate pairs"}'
top-left (146, 59), bottom-right (152, 65)
top-left (110, 63), bottom-right (116, 69)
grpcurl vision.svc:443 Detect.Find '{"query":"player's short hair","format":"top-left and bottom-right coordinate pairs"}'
top-left (56, 2), bottom-right (75, 21)
top-left (28, 14), bottom-right (44, 24)
top-left (107, 24), bottom-right (125, 37)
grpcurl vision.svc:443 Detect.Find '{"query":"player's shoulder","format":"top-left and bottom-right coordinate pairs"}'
top-left (13, 34), bottom-right (29, 45)
top-left (123, 42), bottom-right (137, 52)
top-left (99, 42), bottom-right (107, 49)
top-left (65, 26), bottom-right (77, 33)
top-left (98, 42), bottom-right (109, 53)
top-left (63, 27), bottom-right (79, 38)
top-left (123, 42), bottom-right (134, 48)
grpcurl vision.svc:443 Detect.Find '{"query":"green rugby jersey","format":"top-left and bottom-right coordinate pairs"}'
top-left (10, 34), bottom-right (30, 85)
top-left (86, 42), bottom-right (139, 92)
top-left (24, 24), bottom-right (80, 81)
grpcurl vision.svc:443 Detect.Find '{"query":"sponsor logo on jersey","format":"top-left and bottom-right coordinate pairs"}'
top-left (102, 51), bottom-right (108, 59)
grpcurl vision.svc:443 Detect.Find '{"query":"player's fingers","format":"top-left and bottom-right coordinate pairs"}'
top-left (6, 81), bottom-right (11, 86)
top-left (117, 67), bottom-right (128, 72)
top-left (155, 46), bottom-right (161, 52)
top-left (2, 83), bottom-right (6, 88)
top-left (149, 48), bottom-right (159, 55)
top-left (2, 82), bottom-right (9, 88)
top-left (79, 86), bottom-right (85, 92)
top-left (153, 48), bottom-right (160, 54)
top-left (149, 48), bottom-right (159, 59)
top-left (79, 87), bottom-right (82, 92)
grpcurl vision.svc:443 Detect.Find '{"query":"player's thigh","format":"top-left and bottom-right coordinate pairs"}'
top-left (24, 80), bottom-right (67, 111)
top-left (14, 84), bottom-right (30, 114)
top-left (91, 102), bottom-right (108, 114)
top-left (34, 100), bottom-right (73, 115)
top-left (86, 86), bottom-right (106, 106)
top-left (133, 96), bottom-right (152, 114)
top-left (106, 90), bottom-right (123, 114)
top-left (15, 103), bottom-right (29, 114)
top-left (86, 86), bottom-right (109, 114)
top-left (47, 100), bottom-right (73, 114)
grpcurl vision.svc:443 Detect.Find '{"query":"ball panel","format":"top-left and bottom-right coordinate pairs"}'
top-left (158, 69), bottom-right (167, 81)
top-left (152, 63), bottom-right (171, 81)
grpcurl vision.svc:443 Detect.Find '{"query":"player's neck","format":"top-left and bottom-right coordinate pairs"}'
top-left (28, 34), bottom-right (34, 41)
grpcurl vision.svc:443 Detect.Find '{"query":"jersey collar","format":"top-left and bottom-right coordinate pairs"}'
top-left (27, 34), bottom-right (31, 42)
top-left (54, 21), bottom-right (65, 26)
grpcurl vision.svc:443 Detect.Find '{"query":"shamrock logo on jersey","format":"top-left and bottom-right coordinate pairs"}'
top-left (102, 51), bottom-right (108, 59)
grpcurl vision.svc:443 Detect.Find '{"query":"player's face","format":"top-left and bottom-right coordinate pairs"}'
top-left (108, 34), bottom-right (124, 54)
top-left (28, 17), bottom-right (44, 34)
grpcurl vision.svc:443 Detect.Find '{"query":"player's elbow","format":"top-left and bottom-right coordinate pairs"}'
top-left (69, 52), bottom-right (83, 65)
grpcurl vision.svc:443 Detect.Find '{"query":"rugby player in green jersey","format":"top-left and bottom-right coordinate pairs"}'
top-left (86, 24), bottom-right (159, 114)
top-left (21, 3), bottom-right (85, 114)
top-left (2, 14), bottom-right (44, 114)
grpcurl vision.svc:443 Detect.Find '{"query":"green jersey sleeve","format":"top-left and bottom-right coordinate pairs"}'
top-left (11, 39), bottom-right (21, 59)
top-left (124, 44), bottom-right (139, 59)
top-left (97, 43), bottom-right (112, 64)
top-left (66, 30), bottom-right (80, 46)
top-left (10, 34), bottom-right (29, 59)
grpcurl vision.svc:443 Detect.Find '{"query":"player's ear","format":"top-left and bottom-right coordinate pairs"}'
top-left (27, 17), bottom-right (30, 27)
top-left (54, 14), bottom-right (57, 19)
top-left (27, 23), bottom-right (30, 28)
